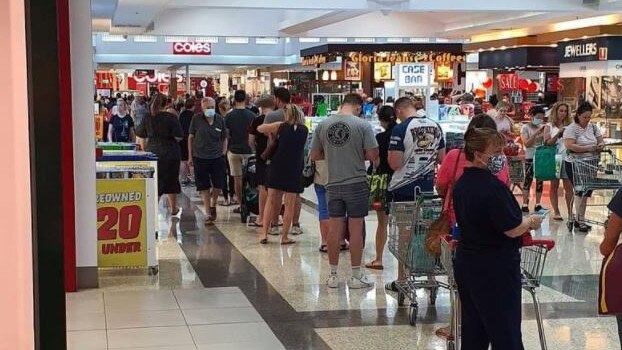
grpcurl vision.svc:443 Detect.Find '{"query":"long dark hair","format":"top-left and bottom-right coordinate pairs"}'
top-left (150, 93), bottom-right (167, 116)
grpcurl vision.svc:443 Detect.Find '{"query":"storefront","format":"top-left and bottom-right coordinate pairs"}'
top-left (558, 36), bottom-right (622, 138)
top-left (477, 46), bottom-right (559, 118)
top-left (300, 43), bottom-right (466, 112)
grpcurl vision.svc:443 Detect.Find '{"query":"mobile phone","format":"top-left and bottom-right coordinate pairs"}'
top-left (536, 210), bottom-right (549, 218)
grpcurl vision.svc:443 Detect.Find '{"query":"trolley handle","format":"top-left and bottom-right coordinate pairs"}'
top-left (521, 233), bottom-right (555, 251)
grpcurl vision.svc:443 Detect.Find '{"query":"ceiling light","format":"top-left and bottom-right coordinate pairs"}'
top-left (256, 37), bottom-right (279, 44)
top-left (354, 38), bottom-right (375, 43)
top-left (552, 14), bottom-right (622, 32)
top-left (299, 37), bottom-right (320, 43)
top-left (386, 38), bottom-right (403, 43)
top-left (330, 71), bottom-right (338, 80)
top-left (102, 34), bottom-right (126, 42)
top-left (327, 38), bottom-right (348, 43)
top-left (436, 38), bottom-right (449, 43)
top-left (133, 35), bottom-right (157, 43)
top-left (165, 36), bottom-right (188, 43)
top-left (226, 37), bottom-right (249, 44)
top-left (195, 37), bottom-right (219, 43)
top-left (322, 71), bottom-right (329, 81)
top-left (500, 46), bottom-right (507, 50)
top-left (285, 37), bottom-right (291, 43)
top-left (410, 38), bottom-right (430, 43)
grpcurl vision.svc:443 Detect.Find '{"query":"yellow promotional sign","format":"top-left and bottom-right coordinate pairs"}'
top-left (96, 179), bottom-right (147, 267)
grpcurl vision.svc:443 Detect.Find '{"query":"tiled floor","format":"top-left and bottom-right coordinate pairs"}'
top-left (66, 287), bottom-right (284, 350)
top-left (66, 187), bottom-right (622, 349)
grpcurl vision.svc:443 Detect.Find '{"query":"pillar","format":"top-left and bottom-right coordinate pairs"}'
top-left (169, 69), bottom-right (178, 97)
top-left (0, 0), bottom-right (34, 347)
top-left (186, 65), bottom-right (191, 95)
top-left (70, 0), bottom-right (98, 288)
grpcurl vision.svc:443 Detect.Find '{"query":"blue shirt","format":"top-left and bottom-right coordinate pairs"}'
top-left (453, 167), bottom-right (522, 252)
top-left (388, 116), bottom-right (445, 195)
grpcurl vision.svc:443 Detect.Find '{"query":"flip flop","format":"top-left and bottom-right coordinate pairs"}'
top-left (340, 243), bottom-right (349, 251)
top-left (250, 221), bottom-right (263, 227)
top-left (553, 215), bottom-right (563, 221)
top-left (319, 244), bottom-right (328, 253)
top-left (385, 281), bottom-right (399, 292)
top-left (259, 238), bottom-right (268, 244)
top-left (281, 239), bottom-right (296, 245)
top-left (365, 262), bottom-right (384, 270)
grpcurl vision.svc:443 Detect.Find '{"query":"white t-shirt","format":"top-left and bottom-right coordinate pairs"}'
top-left (549, 124), bottom-right (567, 155)
top-left (495, 116), bottom-right (513, 135)
top-left (388, 116), bottom-right (445, 191)
top-left (521, 123), bottom-right (544, 160)
top-left (563, 122), bottom-right (602, 160)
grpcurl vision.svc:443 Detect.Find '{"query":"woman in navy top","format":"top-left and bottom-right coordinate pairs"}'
top-left (453, 128), bottom-right (543, 350)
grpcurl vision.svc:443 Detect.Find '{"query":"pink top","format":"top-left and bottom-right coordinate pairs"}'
top-left (437, 149), bottom-right (511, 226)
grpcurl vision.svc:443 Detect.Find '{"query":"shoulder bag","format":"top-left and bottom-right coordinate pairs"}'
top-left (425, 150), bottom-right (461, 257)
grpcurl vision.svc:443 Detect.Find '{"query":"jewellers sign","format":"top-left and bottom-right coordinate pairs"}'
top-left (173, 42), bottom-right (212, 55)
top-left (559, 37), bottom-right (622, 63)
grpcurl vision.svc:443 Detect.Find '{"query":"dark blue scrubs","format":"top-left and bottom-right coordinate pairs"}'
top-left (453, 167), bottom-right (524, 350)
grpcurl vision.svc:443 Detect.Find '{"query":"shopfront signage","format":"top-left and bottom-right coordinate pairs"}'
top-left (302, 54), bottom-right (328, 66)
top-left (173, 42), bottom-right (212, 55)
top-left (348, 51), bottom-right (465, 64)
top-left (558, 37), bottom-right (622, 63)
top-left (97, 179), bottom-right (147, 267)
top-left (129, 72), bottom-right (183, 84)
top-left (497, 73), bottom-right (520, 91)
top-left (397, 63), bottom-right (429, 87)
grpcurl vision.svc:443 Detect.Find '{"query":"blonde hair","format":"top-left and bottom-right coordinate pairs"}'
top-left (464, 128), bottom-right (505, 162)
top-left (283, 104), bottom-right (304, 125)
top-left (549, 102), bottom-right (571, 127)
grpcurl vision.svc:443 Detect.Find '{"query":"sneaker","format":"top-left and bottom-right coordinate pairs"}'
top-left (521, 206), bottom-right (530, 214)
top-left (327, 275), bottom-right (339, 288)
top-left (574, 221), bottom-right (592, 230)
top-left (348, 275), bottom-right (374, 289)
top-left (268, 225), bottom-right (280, 236)
top-left (291, 224), bottom-right (303, 235)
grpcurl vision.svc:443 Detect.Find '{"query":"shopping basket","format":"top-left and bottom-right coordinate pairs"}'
top-left (387, 193), bottom-right (446, 326)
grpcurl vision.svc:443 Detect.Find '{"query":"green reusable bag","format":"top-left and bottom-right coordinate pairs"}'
top-left (534, 145), bottom-right (558, 181)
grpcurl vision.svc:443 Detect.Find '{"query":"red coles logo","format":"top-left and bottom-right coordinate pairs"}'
top-left (173, 42), bottom-right (212, 55)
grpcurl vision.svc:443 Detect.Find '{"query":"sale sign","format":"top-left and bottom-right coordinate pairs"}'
top-left (497, 73), bottom-right (519, 91)
top-left (97, 179), bottom-right (147, 267)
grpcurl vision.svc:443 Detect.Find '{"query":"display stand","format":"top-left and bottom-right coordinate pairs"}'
top-left (96, 151), bottom-right (159, 275)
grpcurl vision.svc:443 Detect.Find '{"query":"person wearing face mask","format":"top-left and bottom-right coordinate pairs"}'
top-left (520, 106), bottom-right (547, 214)
top-left (453, 127), bottom-right (543, 350)
top-left (188, 97), bottom-right (228, 225)
top-left (108, 99), bottom-right (135, 143)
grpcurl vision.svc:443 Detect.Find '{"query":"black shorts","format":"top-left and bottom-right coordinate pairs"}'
top-left (255, 159), bottom-right (267, 186)
top-left (194, 157), bottom-right (226, 191)
top-left (158, 158), bottom-right (181, 196)
top-left (179, 137), bottom-right (189, 161)
top-left (523, 159), bottom-right (543, 193)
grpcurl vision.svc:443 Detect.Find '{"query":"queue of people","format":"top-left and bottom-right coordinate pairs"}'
top-left (97, 88), bottom-right (620, 349)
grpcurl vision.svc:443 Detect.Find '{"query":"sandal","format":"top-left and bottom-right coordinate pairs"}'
top-left (365, 261), bottom-right (384, 270)
top-left (435, 326), bottom-right (454, 340)
top-left (319, 244), bottom-right (328, 253)
top-left (250, 221), bottom-right (263, 227)
top-left (281, 239), bottom-right (296, 245)
top-left (340, 243), bottom-right (349, 251)
top-left (385, 281), bottom-right (399, 292)
top-left (553, 215), bottom-right (563, 221)
top-left (259, 237), bottom-right (268, 244)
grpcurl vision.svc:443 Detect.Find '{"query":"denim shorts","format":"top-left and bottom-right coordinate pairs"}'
top-left (326, 181), bottom-right (369, 218)
top-left (314, 184), bottom-right (330, 221)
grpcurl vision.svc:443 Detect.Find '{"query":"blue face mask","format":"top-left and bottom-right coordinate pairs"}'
top-left (204, 108), bottom-right (216, 118)
top-left (532, 118), bottom-right (543, 126)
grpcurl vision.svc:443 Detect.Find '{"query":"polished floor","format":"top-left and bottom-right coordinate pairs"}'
top-left (66, 186), bottom-right (621, 350)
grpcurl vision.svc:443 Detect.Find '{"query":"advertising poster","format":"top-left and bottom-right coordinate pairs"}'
top-left (97, 179), bottom-right (148, 267)
top-left (344, 59), bottom-right (361, 81)
top-left (601, 76), bottom-right (622, 118)
top-left (374, 62), bottom-right (392, 81)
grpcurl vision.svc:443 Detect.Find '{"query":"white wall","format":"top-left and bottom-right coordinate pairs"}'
top-left (0, 0), bottom-right (34, 347)
top-left (70, 0), bottom-right (97, 273)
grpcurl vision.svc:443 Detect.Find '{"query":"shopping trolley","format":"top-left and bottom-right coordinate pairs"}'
top-left (567, 149), bottom-right (622, 228)
top-left (388, 193), bottom-right (447, 326)
top-left (439, 234), bottom-right (555, 350)
top-left (439, 235), bottom-right (460, 350)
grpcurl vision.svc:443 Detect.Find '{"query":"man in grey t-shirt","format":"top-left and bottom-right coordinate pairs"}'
top-left (189, 97), bottom-right (228, 225)
top-left (311, 93), bottom-right (379, 289)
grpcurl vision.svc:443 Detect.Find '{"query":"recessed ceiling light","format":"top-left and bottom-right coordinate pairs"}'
top-left (299, 37), bottom-right (320, 43)
top-left (226, 37), bottom-right (249, 44)
top-left (327, 38), bottom-right (348, 43)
